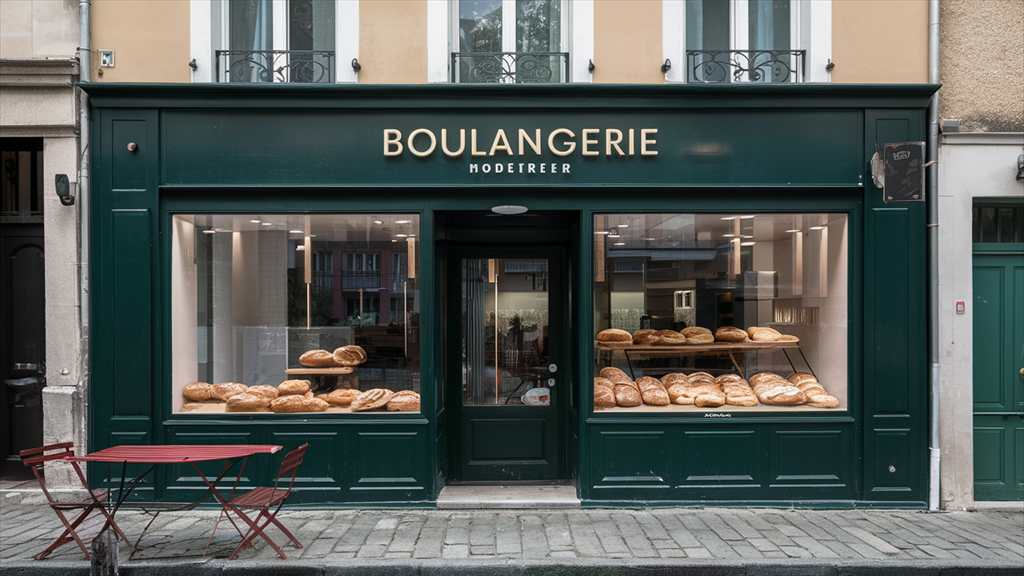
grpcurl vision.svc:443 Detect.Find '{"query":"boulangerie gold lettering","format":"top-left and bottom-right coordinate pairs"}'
top-left (489, 129), bottom-right (513, 156)
top-left (442, 129), bottom-right (465, 157)
top-left (382, 126), bottom-right (657, 160)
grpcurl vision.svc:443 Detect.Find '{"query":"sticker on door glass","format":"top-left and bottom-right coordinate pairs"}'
top-left (522, 387), bottom-right (550, 406)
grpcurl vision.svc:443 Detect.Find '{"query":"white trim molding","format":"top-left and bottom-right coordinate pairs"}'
top-left (427, 0), bottom-right (449, 83)
top-left (337, 0), bottom-right (359, 83)
top-left (190, 0), bottom-right (214, 82)
top-left (663, 0), bottom-right (684, 82)
top-left (570, 0), bottom-right (593, 83)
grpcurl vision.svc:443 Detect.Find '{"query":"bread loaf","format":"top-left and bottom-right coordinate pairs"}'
top-left (270, 394), bottom-right (328, 413)
top-left (594, 386), bottom-right (616, 407)
top-left (715, 326), bottom-right (749, 342)
top-left (687, 372), bottom-right (716, 385)
top-left (632, 329), bottom-right (660, 345)
top-left (299, 349), bottom-right (337, 367)
top-left (750, 373), bottom-right (807, 405)
top-left (226, 392), bottom-right (272, 412)
top-left (247, 385), bottom-right (280, 400)
top-left (660, 373), bottom-right (689, 386)
top-left (594, 377), bottom-right (615, 390)
top-left (596, 329), bottom-right (633, 343)
top-left (685, 333), bottom-right (715, 344)
top-left (325, 388), bottom-right (360, 407)
top-left (183, 382), bottom-right (213, 401)
top-left (667, 383), bottom-right (691, 404)
top-left (787, 373), bottom-right (818, 386)
top-left (695, 391), bottom-right (727, 408)
top-left (599, 367), bottom-right (630, 381)
top-left (614, 383), bottom-right (642, 407)
top-left (278, 380), bottom-right (311, 396)
top-left (653, 330), bottom-right (687, 345)
top-left (749, 327), bottom-right (782, 342)
top-left (351, 388), bottom-right (395, 411)
top-left (680, 326), bottom-right (712, 337)
top-left (777, 334), bottom-right (800, 342)
top-left (332, 345), bottom-right (368, 366)
top-left (387, 390), bottom-right (421, 412)
top-left (637, 377), bottom-right (670, 406)
top-left (212, 382), bottom-right (248, 401)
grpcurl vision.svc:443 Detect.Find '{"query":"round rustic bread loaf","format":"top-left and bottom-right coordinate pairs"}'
top-left (299, 349), bottom-right (337, 367)
top-left (226, 392), bottom-right (272, 412)
top-left (653, 330), bottom-right (687, 345)
top-left (715, 326), bottom-right (749, 342)
top-left (681, 326), bottom-right (712, 337)
top-left (183, 382), bottom-right (212, 401)
top-left (596, 329), bottom-right (633, 343)
top-left (278, 379), bottom-right (311, 396)
top-left (212, 382), bottom-right (248, 401)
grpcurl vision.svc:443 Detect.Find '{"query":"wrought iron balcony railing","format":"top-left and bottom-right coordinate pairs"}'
top-left (686, 50), bottom-right (805, 83)
top-left (217, 50), bottom-right (335, 83)
top-left (451, 52), bottom-right (569, 84)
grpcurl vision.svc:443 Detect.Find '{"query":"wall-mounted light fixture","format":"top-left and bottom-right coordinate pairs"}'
top-left (1017, 148), bottom-right (1024, 181)
top-left (351, 58), bottom-right (361, 73)
top-left (55, 174), bottom-right (74, 206)
top-left (661, 59), bottom-right (671, 73)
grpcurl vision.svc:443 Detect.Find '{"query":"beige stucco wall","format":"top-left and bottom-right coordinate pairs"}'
top-left (939, 0), bottom-right (1024, 133)
top-left (359, 0), bottom-right (427, 84)
top-left (0, 0), bottom-right (80, 60)
top-left (831, 0), bottom-right (929, 84)
top-left (593, 0), bottom-right (663, 84)
top-left (90, 0), bottom-right (189, 82)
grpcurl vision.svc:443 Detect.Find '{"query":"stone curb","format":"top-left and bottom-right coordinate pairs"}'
top-left (1, 559), bottom-right (1023, 576)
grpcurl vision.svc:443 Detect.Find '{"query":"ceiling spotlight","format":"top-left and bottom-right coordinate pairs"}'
top-left (202, 229), bottom-right (216, 234)
top-left (261, 222), bottom-right (272, 226)
top-left (396, 233), bottom-right (408, 238)
top-left (396, 220), bottom-right (411, 224)
top-left (392, 239), bottom-right (398, 243)
top-left (250, 219), bottom-right (261, 223)
top-left (786, 229), bottom-right (801, 233)
top-left (289, 229), bottom-right (303, 234)
top-left (809, 226), bottom-right (826, 230)
top-left (374, 220), bottom-right (383, 225)
top-left (740, 241), bottom-right (756, 246)
top-left (721, 216), bottom-right (736, 221)
top-left (608, 232), bottom-right (620, 239)
top-left (614, 242), bottom-right (626, 246)
top-left (296, 245), bottom-right (305, 251)
top-left (723, 234), bottom-right (735, 238)
top-left (740, 215), bottom-right (755, 219)
top-left (594, 230), bottom-right (610, 235)
top-left (642, 237), bottom-right (655, 241)
top-left (741, 235), bottom-right (754, 239)
top-left (617, 224), bottom-right (629, 228)
top-left (491, 205), bottom-right (528, 215)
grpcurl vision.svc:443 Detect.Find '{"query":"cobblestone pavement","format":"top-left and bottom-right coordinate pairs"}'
top-left (2, 494), bottom-right (1022, 575)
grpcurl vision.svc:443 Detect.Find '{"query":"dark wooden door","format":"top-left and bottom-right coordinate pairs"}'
top-left (1, 225), bottom-right (45, 464)
top-left (448, 247), bottom-right (564, 481)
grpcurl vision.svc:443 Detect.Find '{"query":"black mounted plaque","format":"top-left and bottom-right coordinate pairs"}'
top-left (883, 142), bottom-right (926, 202)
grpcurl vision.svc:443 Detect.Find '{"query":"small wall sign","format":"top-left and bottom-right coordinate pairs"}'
top-left (956, 301), bottom-right (965, 314)
top-left (883, 142), bottom-right (926, 202)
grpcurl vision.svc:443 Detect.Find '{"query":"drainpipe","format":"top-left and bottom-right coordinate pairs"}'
top-left (78, 0), bottom-right (92, 452)
top-left (927, 0), bottom-right (940, 511)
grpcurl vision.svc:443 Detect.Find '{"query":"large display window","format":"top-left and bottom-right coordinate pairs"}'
top-left (593, 212), bottom-right (848, 413)
top-left (171, 214), bottom-right (421, 414)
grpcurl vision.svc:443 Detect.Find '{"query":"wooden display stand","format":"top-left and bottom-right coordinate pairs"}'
top-left (595, 341), bottom-right (813, 380)
top-left (284, 366), bottom-right (358, 392)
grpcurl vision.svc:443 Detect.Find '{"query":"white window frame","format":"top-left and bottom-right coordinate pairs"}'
top-left (190, 0), bottom-right (358, 83)
top-left (663, 0), bottom-right (831, 83)
top-left (430, 0), bottom-right (590, 84)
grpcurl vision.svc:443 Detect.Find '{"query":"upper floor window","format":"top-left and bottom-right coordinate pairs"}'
top-left (219, 0), bottom-right (336, 83)
top-left (685, 0), bottom-right (804, 83)
top-left (451, 0), bottom-right (569, 83)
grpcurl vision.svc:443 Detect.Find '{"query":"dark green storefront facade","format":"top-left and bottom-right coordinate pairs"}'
top-left (84, 83), bottom-right (936, 507)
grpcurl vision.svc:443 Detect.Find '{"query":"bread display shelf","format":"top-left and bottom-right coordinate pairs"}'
top-left (596, 340), bottom-right (812, 380)
top-left (285, 367), bottom-right (356, 375)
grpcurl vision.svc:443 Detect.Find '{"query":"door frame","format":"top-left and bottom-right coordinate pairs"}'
top-left (444, 244), bottom-right (569, 482)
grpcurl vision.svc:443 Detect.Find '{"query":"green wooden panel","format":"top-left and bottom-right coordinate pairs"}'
top-left (973, 416), bottom-right (1023, 501)
top-left (268, 430), bottom-right (345, 504)
top-left (352, 431), bottom-right (428, 501)
top-left (681, 430), bottom-right (763, 486)
top-left (869, 429), bottom-right (911, 493)
top-left (770, 428), bottom-right (850, 486)
top-left (111, 119), bottom-right (150, 192)
top-left (162, 428), bottom-right (259, 502)
top-left (593, 430), bottom-right (670, 488)
top-left (470, 418), bottom-right (546, 460)
top-left (973, 263), bottom-right (1008, 409)
top-left (867, 208), bottom-right (911, 415)
top-left (111, 209), bottom-right (152, 418)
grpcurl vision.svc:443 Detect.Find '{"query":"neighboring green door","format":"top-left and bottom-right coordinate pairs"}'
top-left (448, 248), bottom-right (563, 481)
top-left (972, 246), bottom-right (1024, 501)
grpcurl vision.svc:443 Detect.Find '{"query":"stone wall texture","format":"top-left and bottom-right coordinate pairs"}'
top-left (939, 0), bottom-right (1024, 132)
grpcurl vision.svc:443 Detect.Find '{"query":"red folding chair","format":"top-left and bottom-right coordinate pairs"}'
top-left (20, 442), bottom-right (131, 560)
top-left (217, 443), bottom-right (309, 560)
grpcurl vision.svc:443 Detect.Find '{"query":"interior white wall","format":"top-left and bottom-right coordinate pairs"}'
top-left (171, 216), bottom-right (198, 411)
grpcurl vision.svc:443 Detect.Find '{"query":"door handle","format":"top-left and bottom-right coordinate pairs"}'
top-left (1019, 367), bottom-right (1023, 380)
top-left (13, 363), bottom-right (38, 371)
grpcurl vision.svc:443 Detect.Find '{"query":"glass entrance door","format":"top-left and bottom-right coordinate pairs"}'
top-left (449, 249), bottom-right (562, 481)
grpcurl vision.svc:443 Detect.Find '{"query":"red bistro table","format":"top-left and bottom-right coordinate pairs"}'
top-left (65, 445), bottom-right (282, 555)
